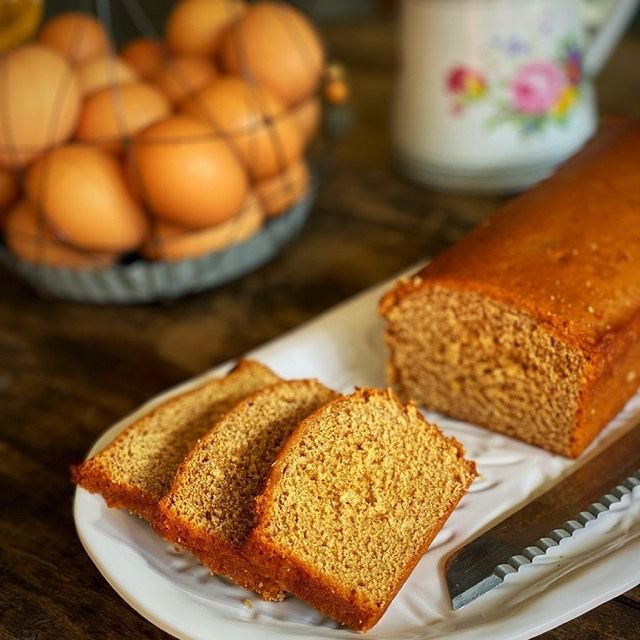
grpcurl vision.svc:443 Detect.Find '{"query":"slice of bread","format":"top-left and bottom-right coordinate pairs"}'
top-left (243, 388), bottom-right (477, 630)
top-left (153, 379), bottom-right (339, 601)
top-left (72, 360), bottom-right (280, 521)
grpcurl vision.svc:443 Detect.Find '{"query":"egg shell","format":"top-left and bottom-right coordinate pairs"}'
top-left (255, 158), bottom-right (309, 217)
top-left (38, 12), bottom-right (109, 65)
top-left (325, 77), bottom-right (349, 104)
top-left (0, 168), bottom-right (20, 225)
top-left (291, 97), bottom-right (321, 143)
top-left (0, 0), bottom-right (43, 52)
top-left (0, 44), bottom-right (81, 169)
top-left (129, 114), bottom-right (247, 228)
top-left (181, 76), bottom-right (303, 179)
top-left (75, 82), bottom-right (171, 151)
top-left (220, 2), bottom-right (324, 107)
top-left (26, 144), bottom-right (149, 252)
top-left (120, 37), bottom-right (166, 79)
top-left (5, 199), bottom-right (118, 268)
top-left (143, 193), bottom-right (263, 261)
top-left (166, 0), bottom-right (245, 57)
top-left (154, 55), bottom-right (217, 104)
top-left (76, 54), bottom-right (138, 95)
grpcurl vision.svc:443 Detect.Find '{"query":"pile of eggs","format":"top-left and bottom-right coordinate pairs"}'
top-left (0, 0), bottom-right (325, 268)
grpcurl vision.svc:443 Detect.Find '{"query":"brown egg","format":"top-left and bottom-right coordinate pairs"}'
top-left (26, 144), bottom-right (148, 252)
top-left (255, 158), bottom-right (309, 217)
top-left (5, 199), bottom-right (117, 268)
top-left (0, 168), bottom-right (19, 225)
top-left (75, 82), bottom-right (171, 150)
top-left (76, 54), bottom-right (138, 95)
top-left (0, 45), bottom-right (81, 169)
top-left (220, 2), bottom-right (324, 107)
top-left (120, 37), bottom-right (166, 79)
top-left (143, 194), bottom-right (263, 261)
top-left (154, 55), bottom-right (217, 104)
top-left (182, 76), bottom-right (303, 179)
top-left (38, 12), bottom-right (109, 65)
top-left (166, 0), bottom-right (245, 57)
top-left (129, 115), bottom-right (247, 228)
top-left (291, 97), bottom-right (321, 143)
top-left (325, 77), bottom-right (349, 105)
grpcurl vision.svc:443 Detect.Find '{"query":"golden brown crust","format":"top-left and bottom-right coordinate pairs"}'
top-left (153, 500), bottom-right (285, 601)
top-left (382, 122), bottom-right (640, 348)
top-left (570, 315), bottom-right (640, 456)
top-left (70, 460), bottom-right (157, 522)
top-left (380, 122), bottom-right (640, 457)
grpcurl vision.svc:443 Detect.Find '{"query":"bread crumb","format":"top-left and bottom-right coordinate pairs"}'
top-left (242, 598), bottom-right (254, 609)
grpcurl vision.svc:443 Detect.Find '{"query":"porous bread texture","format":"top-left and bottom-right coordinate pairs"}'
top-left (382, 287), bottom-right (585, 455)
top-left (380, 122), bottom-right (640, 458)
top-left (71, 360), bottom-right (280, 521)
top-left (153, 379), bottom-right (339, 601)
top-left (244, 387), bottom-right (477, 631)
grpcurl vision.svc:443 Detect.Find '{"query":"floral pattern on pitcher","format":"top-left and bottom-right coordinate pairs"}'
top-left (446, 38), bottom-right (584, 135)
top-left (446, 67), bottom-right (488, 114)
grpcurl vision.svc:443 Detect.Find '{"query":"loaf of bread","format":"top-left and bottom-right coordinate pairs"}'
top-left (380, 122), bottom-right (640, 457)
top-left (244, 388), bottom-right (477, 631)
top-left (72, 360), bottom-right (279, 520)
top-left (153, 379), bottom-right (338, 601)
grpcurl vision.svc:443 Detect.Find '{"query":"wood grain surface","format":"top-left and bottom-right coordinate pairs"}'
top-left (2, 17), bottom-right (640, 640)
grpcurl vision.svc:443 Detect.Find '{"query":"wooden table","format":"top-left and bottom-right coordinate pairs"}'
top-left (3, 18), bottom-right (640, 640)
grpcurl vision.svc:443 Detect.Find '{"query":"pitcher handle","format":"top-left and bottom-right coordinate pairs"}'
top-left (582, 0), bottom-right (640, 76)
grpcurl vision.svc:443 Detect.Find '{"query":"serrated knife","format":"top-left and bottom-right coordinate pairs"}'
top-left (445, 423), bottom-right (640, 610)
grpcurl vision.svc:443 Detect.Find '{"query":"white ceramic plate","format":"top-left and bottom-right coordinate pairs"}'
top-left (74, 274), bottom-right (640, 640)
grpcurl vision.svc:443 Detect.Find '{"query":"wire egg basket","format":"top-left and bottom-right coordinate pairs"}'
top-left (0, 0), bottom-right (345, 303)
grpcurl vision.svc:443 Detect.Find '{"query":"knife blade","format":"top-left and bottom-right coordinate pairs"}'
top-left (445, 423), bottom-right (640, 610)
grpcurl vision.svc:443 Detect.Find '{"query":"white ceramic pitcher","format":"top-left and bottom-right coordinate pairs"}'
top-left (392, 0), bottom-right (639, 192)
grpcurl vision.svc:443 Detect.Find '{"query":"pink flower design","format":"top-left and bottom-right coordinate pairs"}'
top-left (447, 66), bottom-right (468, 93)
top-left (510, 61), bottom-right (567, 115)
top-left (446, 66), bottom-right (487, 116)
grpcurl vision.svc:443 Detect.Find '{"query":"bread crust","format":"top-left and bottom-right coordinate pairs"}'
top-left (71, 460), bottom-right (157, 522)
top-left (153, 498), bottom-right (285, 601)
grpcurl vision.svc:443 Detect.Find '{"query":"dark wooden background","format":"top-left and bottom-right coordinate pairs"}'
top-left (2, 11), bottom-right (640, 640)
